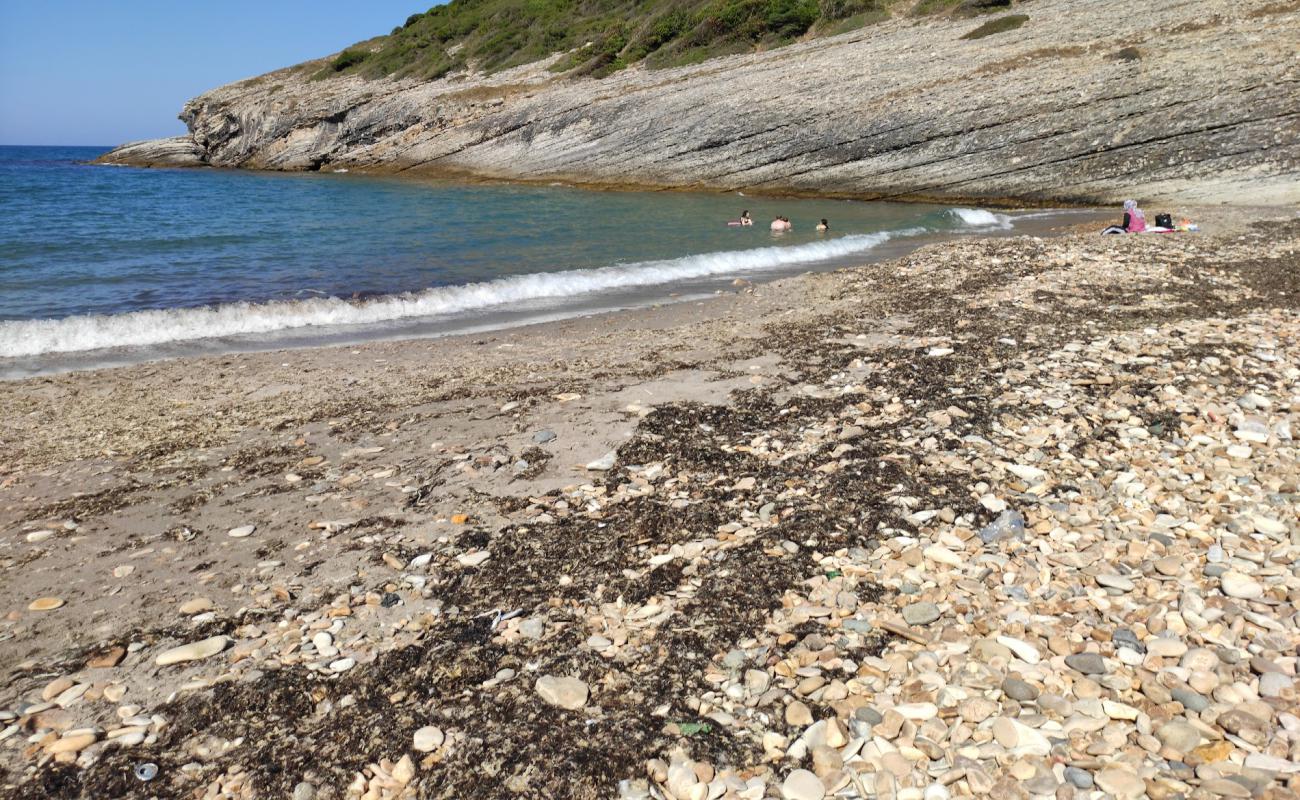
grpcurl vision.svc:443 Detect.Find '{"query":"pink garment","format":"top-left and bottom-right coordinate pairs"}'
top-left (1124, 200), bottom-right (1146, 232)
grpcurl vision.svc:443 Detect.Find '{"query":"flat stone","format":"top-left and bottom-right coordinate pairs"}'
top-left (1220, 572), bottom-right (1263, 600)
top-left (412, 725), bottom-right (444, 752)
top-left (923, 545), bottom-right (962, 566)
top-left (178, 598), bottom-right (213, 615)
top-left (1199, 778), bottom-right (1252, 797)
top-left (1153, 556), bottom-right (1182, 576)
top-left (1095, 767), bottom-right (1145, 798)
top-left (1146, 638), bottom-right (1188, 658)
top-left (1189, 741), bottom-right (1235, 764)
top-left (41, 677), bottom-right (73, 702)
top-left (47, 733), bottom-right (97, 754)
top-left (1252, 515), bottom-right (1287, 535)
top-left (1063, 767), bottom-right (1093, 789)
top-left (1096, 573), bottom-right (1135, 591)
top-left (1244, 753), bottom-right (1300, 774)
top-left (895, 702), bottom-right (938, 720)
top-left (1259, 672), bottom-right (1294, 699)
top-left (786, 700), bottom-right (814, 727)
top-left (86, 646), bottom-right (126, 669)
top-left (992, 717), bottom-right (1051, 756)
top-left (996, 636), bottom-right (1041, 664)
top-left (1064, 653), bottom-right (1107, 675)
top-left (1181, 648), bottom-right (1220, 671)
top-left (156, 635), bottom-right (230, 666)
top-left (227, 525), bottom-right (256, 538)
top-left (585, 452), bottom-right (616, 471)
top-left (532, 430), bottom-right (557, 444)
top-left (1155, 720), bottom-right (1202, 753)
top-left (25, 530), bottom-right (55, 543)
top-left (456, 550), bottom-right (491, 567)
top-left (1002, 678), bottom-right (1039, 702)
top-left (902, 602), bottom-right (941, 626)
top-left (1172, 686), bottom-right (1209, 712)
top-left (27, 597), bottom-right (65, 612)
top-left (535, 675), bottom-right (589, 710)
top-left (782, 769), bottom-right (826, 800)
top-left (1217, 709), bottom-right (1267, 736)
top-left (329, 658), bottom-right (355, 673)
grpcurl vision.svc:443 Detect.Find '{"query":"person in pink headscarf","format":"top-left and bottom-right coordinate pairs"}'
top-left (1102, 199), bottom-right (1146, 234)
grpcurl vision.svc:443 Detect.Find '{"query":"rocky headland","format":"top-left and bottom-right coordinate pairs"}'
top-left (98, 0), bottom-right (1300, 205)
top-left (2, 210), bottom-right (1298, 798)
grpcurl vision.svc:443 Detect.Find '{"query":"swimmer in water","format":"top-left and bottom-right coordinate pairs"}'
top-left (816, 218), bottom-right (829, 232)
top-left (740, 210), bottom-right (753, 226)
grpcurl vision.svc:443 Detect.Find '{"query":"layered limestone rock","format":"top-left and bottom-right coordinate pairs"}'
top-left (100, 0), bottom-right (1300, 204)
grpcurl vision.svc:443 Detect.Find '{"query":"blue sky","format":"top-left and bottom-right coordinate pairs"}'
top-left (0, 1), bottom-right (433, 146)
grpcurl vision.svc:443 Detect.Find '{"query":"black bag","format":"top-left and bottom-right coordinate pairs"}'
top-left (1155, 213), bottom-right (1173, 228)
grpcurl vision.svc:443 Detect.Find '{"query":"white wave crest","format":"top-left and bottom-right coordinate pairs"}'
top-left (0, 230), bottom-right (908, 358)
top-left (950, 208), bottom-right (1014, 229)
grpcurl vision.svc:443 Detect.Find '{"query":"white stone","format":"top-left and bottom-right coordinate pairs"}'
top-left (923, 545), bottom-right (962, 567)
top-left (227, 525), bottom-right (256, 538)
top-left (895, 703), bottom-right (938, 720)
top-left (329, 658), bottom-right (356, 673)
top-left (155, 636), bottom-right (230, 666)
top-left (1102, 700), bottom-right (1140, 720)
top-left (992, 717), bottom-right (1051, 756)
top-left (1145, 638), bottom-right (1188, 658)
top-left (979, 495), bottom-right (1007, 513)
top-left (995, 636), bottom-right (1042, 664)
top-left (782, 769), bottom-right (826, 800)
top-left (1244, 753), bottom-right (1300, 774)
top-left (456, 550), bottom-right (491, 567)
top-left (312, 632), bottom-right (336, 657)
top-left (412, 725), bottom-right (444, 753)
top-left (1253, 516), bottom-right (1287, 536)
top-left (535, 675), bottom-right (589, 710)
top-left (1221, 572), bottom-right (1263, 600)
top-left (1004, 463), bottom-right (1047, 484)
top-left (585, 452), bottom-right (617, 471)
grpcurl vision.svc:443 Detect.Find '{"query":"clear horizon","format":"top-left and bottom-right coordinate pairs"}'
top-left (0, 1), bottom-right (434, 147)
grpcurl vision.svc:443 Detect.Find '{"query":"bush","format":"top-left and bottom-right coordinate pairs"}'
top-left (960, 13), bottom-right (1028, 39)
top-left (330, 48), bottom-right (370, 71)
top-left (320, 0), bottom-right (905, 82)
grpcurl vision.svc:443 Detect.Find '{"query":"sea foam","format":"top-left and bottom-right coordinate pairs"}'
top-left (950, 208), bottom-right (1014, 229)
top-left (0, 230), bottom-right (914, 358)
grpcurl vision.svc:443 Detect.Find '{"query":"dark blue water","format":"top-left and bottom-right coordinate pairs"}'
top-left (0, 145), bottom-right (1067, 374)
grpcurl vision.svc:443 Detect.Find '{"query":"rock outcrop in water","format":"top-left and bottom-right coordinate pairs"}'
top-left (100, 0), bottom-right (1300, 205)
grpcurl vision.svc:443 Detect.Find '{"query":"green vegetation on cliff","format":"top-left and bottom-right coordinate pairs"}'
top-left (320, 0), bottom-right (896, 81)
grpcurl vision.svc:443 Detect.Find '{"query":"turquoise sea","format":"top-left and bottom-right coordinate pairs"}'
top-left (0, 145), bottom-right (1079, 377)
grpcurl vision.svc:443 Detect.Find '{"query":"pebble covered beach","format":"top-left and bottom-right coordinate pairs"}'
top-left (2, 211), bottom-right (1298, 799)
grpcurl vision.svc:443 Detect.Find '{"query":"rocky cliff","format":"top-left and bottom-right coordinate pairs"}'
top-left (100, 0), bottom-right (1300, 205)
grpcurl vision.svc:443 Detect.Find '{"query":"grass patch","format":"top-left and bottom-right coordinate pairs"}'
top-left (960, 13), bottom-right (1028, 39)
top-left (913, 0), bottom-right (962, 15)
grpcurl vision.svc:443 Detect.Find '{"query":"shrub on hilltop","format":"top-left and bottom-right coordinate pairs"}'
top-left (317, 0), bottom-right (919, 81)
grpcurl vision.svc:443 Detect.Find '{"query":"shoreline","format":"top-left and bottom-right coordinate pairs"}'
top-left (2, 210), bottom-right (1297, 799)
top-left (0, 202), bottom-right (1111, 381)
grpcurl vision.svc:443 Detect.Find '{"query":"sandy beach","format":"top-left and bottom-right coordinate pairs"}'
top-left (2, 207), bottom-right (1298, 799)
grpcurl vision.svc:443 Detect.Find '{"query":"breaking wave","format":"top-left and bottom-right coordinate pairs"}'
top-left (950, 207), bottom-right (1014, 229)
top-left (0, 229), bottom-right (915, 358)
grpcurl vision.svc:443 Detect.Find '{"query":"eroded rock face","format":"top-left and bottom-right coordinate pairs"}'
top-left (100, 0), bottom-right (1300, 204)
top-left (101, 136), bottom-right (207, 168)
